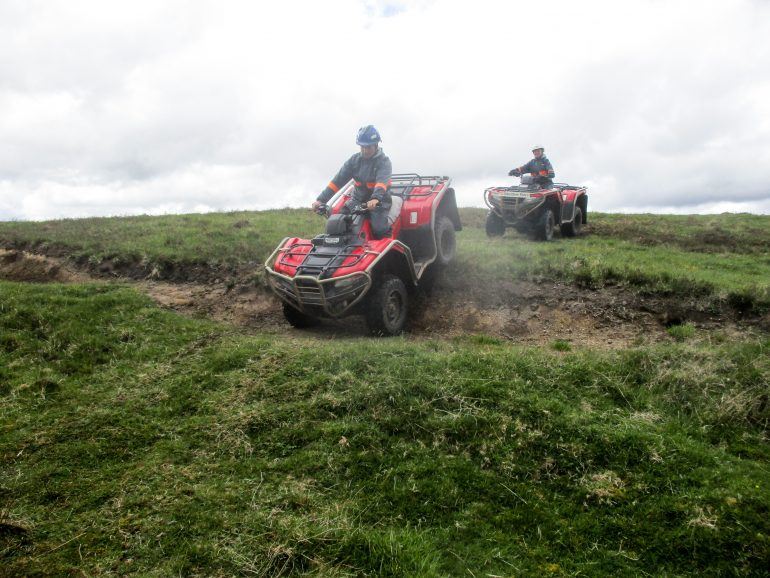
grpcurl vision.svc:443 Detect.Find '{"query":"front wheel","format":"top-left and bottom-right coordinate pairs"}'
top-left (282, 302), bottom-right (319, 328)
top-left (534, 208), bottom-right (555, 241)
top-left (485, 211), bottom-right (505, 237)
top-left (365, 274), bottom-right (408, 336)
top-left (561, 207), bottom-right (583, 237)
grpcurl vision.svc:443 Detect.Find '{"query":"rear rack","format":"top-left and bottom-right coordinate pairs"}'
top-left (325, 174), bottom-right (450, 208)
top-left (552, 182), bottom-right (587, 192)
top-left (389, 173), bottom-right (449, 198)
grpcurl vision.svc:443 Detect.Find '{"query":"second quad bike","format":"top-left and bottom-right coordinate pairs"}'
top-left (265, 174), bottom-right (462, 335)
top-left (484, 175), bottom-right (588, 241)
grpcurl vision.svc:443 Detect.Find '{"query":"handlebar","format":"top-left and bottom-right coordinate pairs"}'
top-left (349, 203), bottom-right (371, 215)
top-left (314, 202), bottom-right (373, 217)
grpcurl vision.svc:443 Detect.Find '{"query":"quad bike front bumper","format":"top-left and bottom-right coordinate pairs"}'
top-left (266, 268), bottom-right (372, 318)
top-left (485, 187), bottom-right (546, 224)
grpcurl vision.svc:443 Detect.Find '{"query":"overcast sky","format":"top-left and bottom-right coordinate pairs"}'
top-left (1, 0), bottom-right (770, 221)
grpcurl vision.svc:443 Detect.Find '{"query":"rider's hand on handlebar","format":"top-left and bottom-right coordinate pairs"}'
top-left (312, 201), bottom-right (330, 216)
top-left (366, 199), bottom-right (380, 210)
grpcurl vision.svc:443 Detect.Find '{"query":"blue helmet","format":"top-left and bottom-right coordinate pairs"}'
top-left (356, 125), bottom-right (381, 146)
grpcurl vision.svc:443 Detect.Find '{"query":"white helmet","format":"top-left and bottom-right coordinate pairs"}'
top-left (532, 145), bottom-right (544, 152)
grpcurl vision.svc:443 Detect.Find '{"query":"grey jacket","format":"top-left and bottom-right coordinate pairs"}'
top-left (317, 149), bottom-right (392, 204)
top-left (516, 155), bottom-right (555, 180)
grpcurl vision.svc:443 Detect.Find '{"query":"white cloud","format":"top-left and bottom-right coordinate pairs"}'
top-left (1, 0), bottom-right (769, 220)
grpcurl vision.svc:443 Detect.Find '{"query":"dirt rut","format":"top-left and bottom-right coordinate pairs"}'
top-left (1, 249), bottom-right (765, 346)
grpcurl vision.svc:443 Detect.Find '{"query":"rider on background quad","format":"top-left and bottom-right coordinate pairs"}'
top-left (311, 125), bottom-right (393, 239)
top-left (508, 145), bottom-right (555, 188)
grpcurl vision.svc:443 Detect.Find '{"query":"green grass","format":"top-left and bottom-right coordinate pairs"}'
top-left (2, 281), bottom-right (769, 575)
top-left (456, 212), bottom-right (770, 310)
top-left (668, 323), bottom-right (697, 341)
top-left (0, 210), bottom-right (322, 271)
top-left (550, 339), bottom-right (572, 351)
top-left (592, 213), bottom-right (770, 254)
top-left (2, 209), bottom-right (769, 309)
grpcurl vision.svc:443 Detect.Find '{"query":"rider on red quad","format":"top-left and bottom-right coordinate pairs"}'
top-left (508, 145), bottom-right (555, 188)
top-left (311, 125), bottom-right (393, 239)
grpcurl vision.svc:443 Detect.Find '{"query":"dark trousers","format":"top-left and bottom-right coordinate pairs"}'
top-left (344, 195), bottom-right (392, 239)
top-left (369, 203), bottom-right (391, 239)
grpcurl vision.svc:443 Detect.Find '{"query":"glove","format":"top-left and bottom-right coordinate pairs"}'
top-left (508, 169), bottom-right (520, 177)
top-left (314, 200), bottom-right (333, 216)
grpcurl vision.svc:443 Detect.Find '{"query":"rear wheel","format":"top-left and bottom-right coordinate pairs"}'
top-left (434, 216), bottom-right (456, 266)
top-left (282, 302), bottom-right (319, 328)
top-left (365, 274), bottom-right (408, 336)
top-left (561, 207), bottom-right (583, 237)
top-left (485, 212), bottom-right (505, 237)
top-left (534, 208), bottom-right (555, 241)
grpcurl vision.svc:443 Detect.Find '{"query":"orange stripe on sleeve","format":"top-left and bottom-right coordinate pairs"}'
top-left (327, 181), bottom-right (339, 193)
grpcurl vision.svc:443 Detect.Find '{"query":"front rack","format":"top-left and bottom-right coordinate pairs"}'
top-left (486, 182), bottom-right (587, 194)
top-left (276, 241), bottom-right (372, 276)
top-left (487, 185), bottom-right (536, 193)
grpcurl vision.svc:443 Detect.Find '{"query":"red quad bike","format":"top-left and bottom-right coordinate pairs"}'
top-left (265, 174), bottom-right (462, 336)
top-left (484, 175), bottom-right (588, 241)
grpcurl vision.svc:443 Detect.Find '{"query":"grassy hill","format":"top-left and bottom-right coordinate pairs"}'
top-left (1, 210), bottom-right (769, 575)
top-left (1, 210), bottom-right (769, 311)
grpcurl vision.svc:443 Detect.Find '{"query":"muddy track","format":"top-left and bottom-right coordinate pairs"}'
top-left (2, 249), bottom-right (767, 347)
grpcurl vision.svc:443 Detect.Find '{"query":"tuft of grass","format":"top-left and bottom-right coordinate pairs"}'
top-left (550, 339), bottom-right (572, 351)
top-left (456, 333), bottom-right (504, 346)
top-left (667, 322), bottom-right (697, 341)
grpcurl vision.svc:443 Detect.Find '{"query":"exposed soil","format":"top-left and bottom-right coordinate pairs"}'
top-left (0, 249), bottom-right (91, 284)
top-left (0, 239), bottom-right (251, 284)
top-left (1, 249), bottom-right (767, 347)
top-left (137, 279), bottom-right (283, 329)
top-left (406, 274), bottom-right (768, 347)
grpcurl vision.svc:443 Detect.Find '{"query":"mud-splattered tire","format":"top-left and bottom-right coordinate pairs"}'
top-left (535, 208), bottom-right (555, 241)
top-left (485, 212), bottom-right (505, 237)
top-left (365, 274), bottom-right (408, 336)
top-left (435, 216), bottom-right (456, 267)
top-left (561, 207), bottom-right (583, 238)
top-left (282, 302), bottom-right (319, 328)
